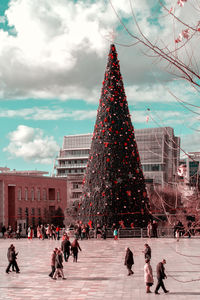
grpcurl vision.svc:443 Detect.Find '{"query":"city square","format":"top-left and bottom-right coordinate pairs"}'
top-left (0, 237), bottom-right (200, 300)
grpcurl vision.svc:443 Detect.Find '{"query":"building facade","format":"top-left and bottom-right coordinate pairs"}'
top-left (185, 152), bottom-right (200, 187)
top-left (0, 173), bottom-right (67, 231)
top-left (55, 127), bottom-right (180, 203)
top-left (135, 127), bottom-right (180, 185)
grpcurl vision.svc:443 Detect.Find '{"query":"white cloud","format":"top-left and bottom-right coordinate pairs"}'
top-left (4, 125), bottom-right (59, 164)
top-left (0, 107), bottom-right (97, 120)
top-left (0, 0), bottom-right (178, 101)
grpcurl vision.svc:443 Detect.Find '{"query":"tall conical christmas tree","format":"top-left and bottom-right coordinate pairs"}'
top-left (79, 44), bottom-right (150, 228)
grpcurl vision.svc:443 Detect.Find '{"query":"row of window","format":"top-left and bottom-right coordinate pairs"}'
top-left (142, 164), bottom-right (165, 172)
top-left (58, 169), bottom-right (85, 175)
top-left (71, 192), bottom-right (82, 199)
top-left (17, 188), bottom-right (60, 202)
top-left (60, 159), bottom-right (88, 165)
top-left (62, 149), bottom-right (90, 157)
top-left (18, 207), bottom-right (47, 217)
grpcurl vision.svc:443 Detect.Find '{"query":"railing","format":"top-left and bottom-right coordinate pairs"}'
top-left (63, 227), bottom-right (176, 239)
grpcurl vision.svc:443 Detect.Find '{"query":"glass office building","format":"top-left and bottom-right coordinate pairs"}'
top-left (55, 128), bottom-right (180, 202)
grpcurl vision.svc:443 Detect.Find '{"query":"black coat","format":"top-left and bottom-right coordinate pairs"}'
top-left (156, 262), bottom-right (166, 280)
top-left (144, 246), bottom-right (151, 259)
top-left (61, 240), bottom-right (71, 252)
top-left (124, 249), bottom-right (134, 266)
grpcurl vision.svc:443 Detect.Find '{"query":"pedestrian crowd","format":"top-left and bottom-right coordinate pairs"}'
top-left (124, 243), bottom-right (169, 295)
top-left (3, 220), bottom-right (173, 295)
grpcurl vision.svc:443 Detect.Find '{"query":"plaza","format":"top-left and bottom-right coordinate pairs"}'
top-left (0, 237), bottom-right (200, 300)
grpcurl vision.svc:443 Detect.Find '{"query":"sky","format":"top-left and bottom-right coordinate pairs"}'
top-left (0, 0), bottom-right (199, 175)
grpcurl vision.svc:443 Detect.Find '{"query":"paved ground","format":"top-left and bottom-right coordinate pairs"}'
top-left (0, 237), bottom-right (200, 300)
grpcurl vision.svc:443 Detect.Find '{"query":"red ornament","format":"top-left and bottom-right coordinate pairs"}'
top-left (126, 191), bottom-right (131, 196)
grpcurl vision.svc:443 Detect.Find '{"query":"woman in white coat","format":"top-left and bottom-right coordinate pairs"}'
top-left (144, 258), bottom-right (154, 293)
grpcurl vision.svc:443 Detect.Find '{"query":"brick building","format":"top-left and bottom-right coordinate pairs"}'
top-left (0, 173), bottom-right (67, 232)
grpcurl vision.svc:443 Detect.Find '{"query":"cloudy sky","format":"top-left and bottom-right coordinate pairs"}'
top-left (0, 0), bottom-right (199, 174)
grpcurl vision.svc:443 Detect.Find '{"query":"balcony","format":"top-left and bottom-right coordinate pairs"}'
top-left (56, 164), bottom-right (87, 169)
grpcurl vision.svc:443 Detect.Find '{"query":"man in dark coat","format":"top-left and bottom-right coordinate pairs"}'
top-left (152, 220), bottom-right (158, 238)
top-left (155, 259), bottom-right (169, 294)
top-left (61, 236), bottom-right (71, 262)
top-left (124, 247), bottom-right (134, 276)
top-left (143, 244), bottom-right (151, 260)
top-left (6, 245), bottom-right (20, 273)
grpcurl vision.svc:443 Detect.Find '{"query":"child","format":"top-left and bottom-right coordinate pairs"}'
top-left (113, 228), bottom-right (118, 240)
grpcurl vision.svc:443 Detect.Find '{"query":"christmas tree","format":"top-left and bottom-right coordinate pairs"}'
top-left (79, 44), bottom-right (150, 228)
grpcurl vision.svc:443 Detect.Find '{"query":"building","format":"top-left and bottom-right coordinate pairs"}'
top-left (185, 152), bottom-right (200, 187)
top-left (55, 127), bottom-right (180, 203)
top-left (0, 173), bottom-right (67, 232)
top-left (135, 127), bottom-right (180, 185)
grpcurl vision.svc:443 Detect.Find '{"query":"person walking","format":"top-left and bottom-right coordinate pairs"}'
top-left (27, 226), bottom-right (33, 240)
top-left (49, 248), bottom-right (57, 278)
top-left (71, 238), bottom-right (82, 262)
top-left (175, 229), bottom-right (180, 242)
top-left (37, 225), bottom-right (42, 239)
top-left (52, 249), bottom-right (66, 280)
top-left (152, 220), bottom-right (158, 238)
top-left (124, 247), bottom-right (134, 276)
top-left (56, 225), bottom-right (60, 240)
top-left (155, 259), bottom-right (169, 294)
top-left (143, 244), bottom-right (151, 260)
top-left (61, 236), bottom-right (71, 262)
top-left (147, 221), bottom-right (152, 238)
top-left (6, 245), bottom-right (20, 274)
top-left (6, 244), bottom-right (15, 272)
top-left (144, 258), bottom-right (154, 293)
top-left (1, 225), bottom-right (6, 238)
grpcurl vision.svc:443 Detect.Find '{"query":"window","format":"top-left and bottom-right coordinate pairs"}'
top-left (37, 189), bottom-right (40, 201)
top-left (73, 183), bottom-right (79, 189)
top-left (18, 207), bottom-right (22, 216)
top-left (31, 188), bottom-right (34, 201)
top-left (49, 188), bottom-right (55, 201)
top-left (72, 192), bottom-right (82, 199)
top-left (31, 208), bottom-right (35, 216)
top-left (17, 188), bottom-right (22, 201)
top-left (25, 188), bottom-right (28, 201)
top-left (38, 208), bottom-right (41, 216)
top-left (25, 207), bottom-right (29, 216)
top-left (43, 189), bottom-right (47, 201)
top-left (57, 190), bottom-right (60, 202)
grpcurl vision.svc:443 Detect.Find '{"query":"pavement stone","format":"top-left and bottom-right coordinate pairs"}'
top-left (0, 237), bottom-right (200, 299)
